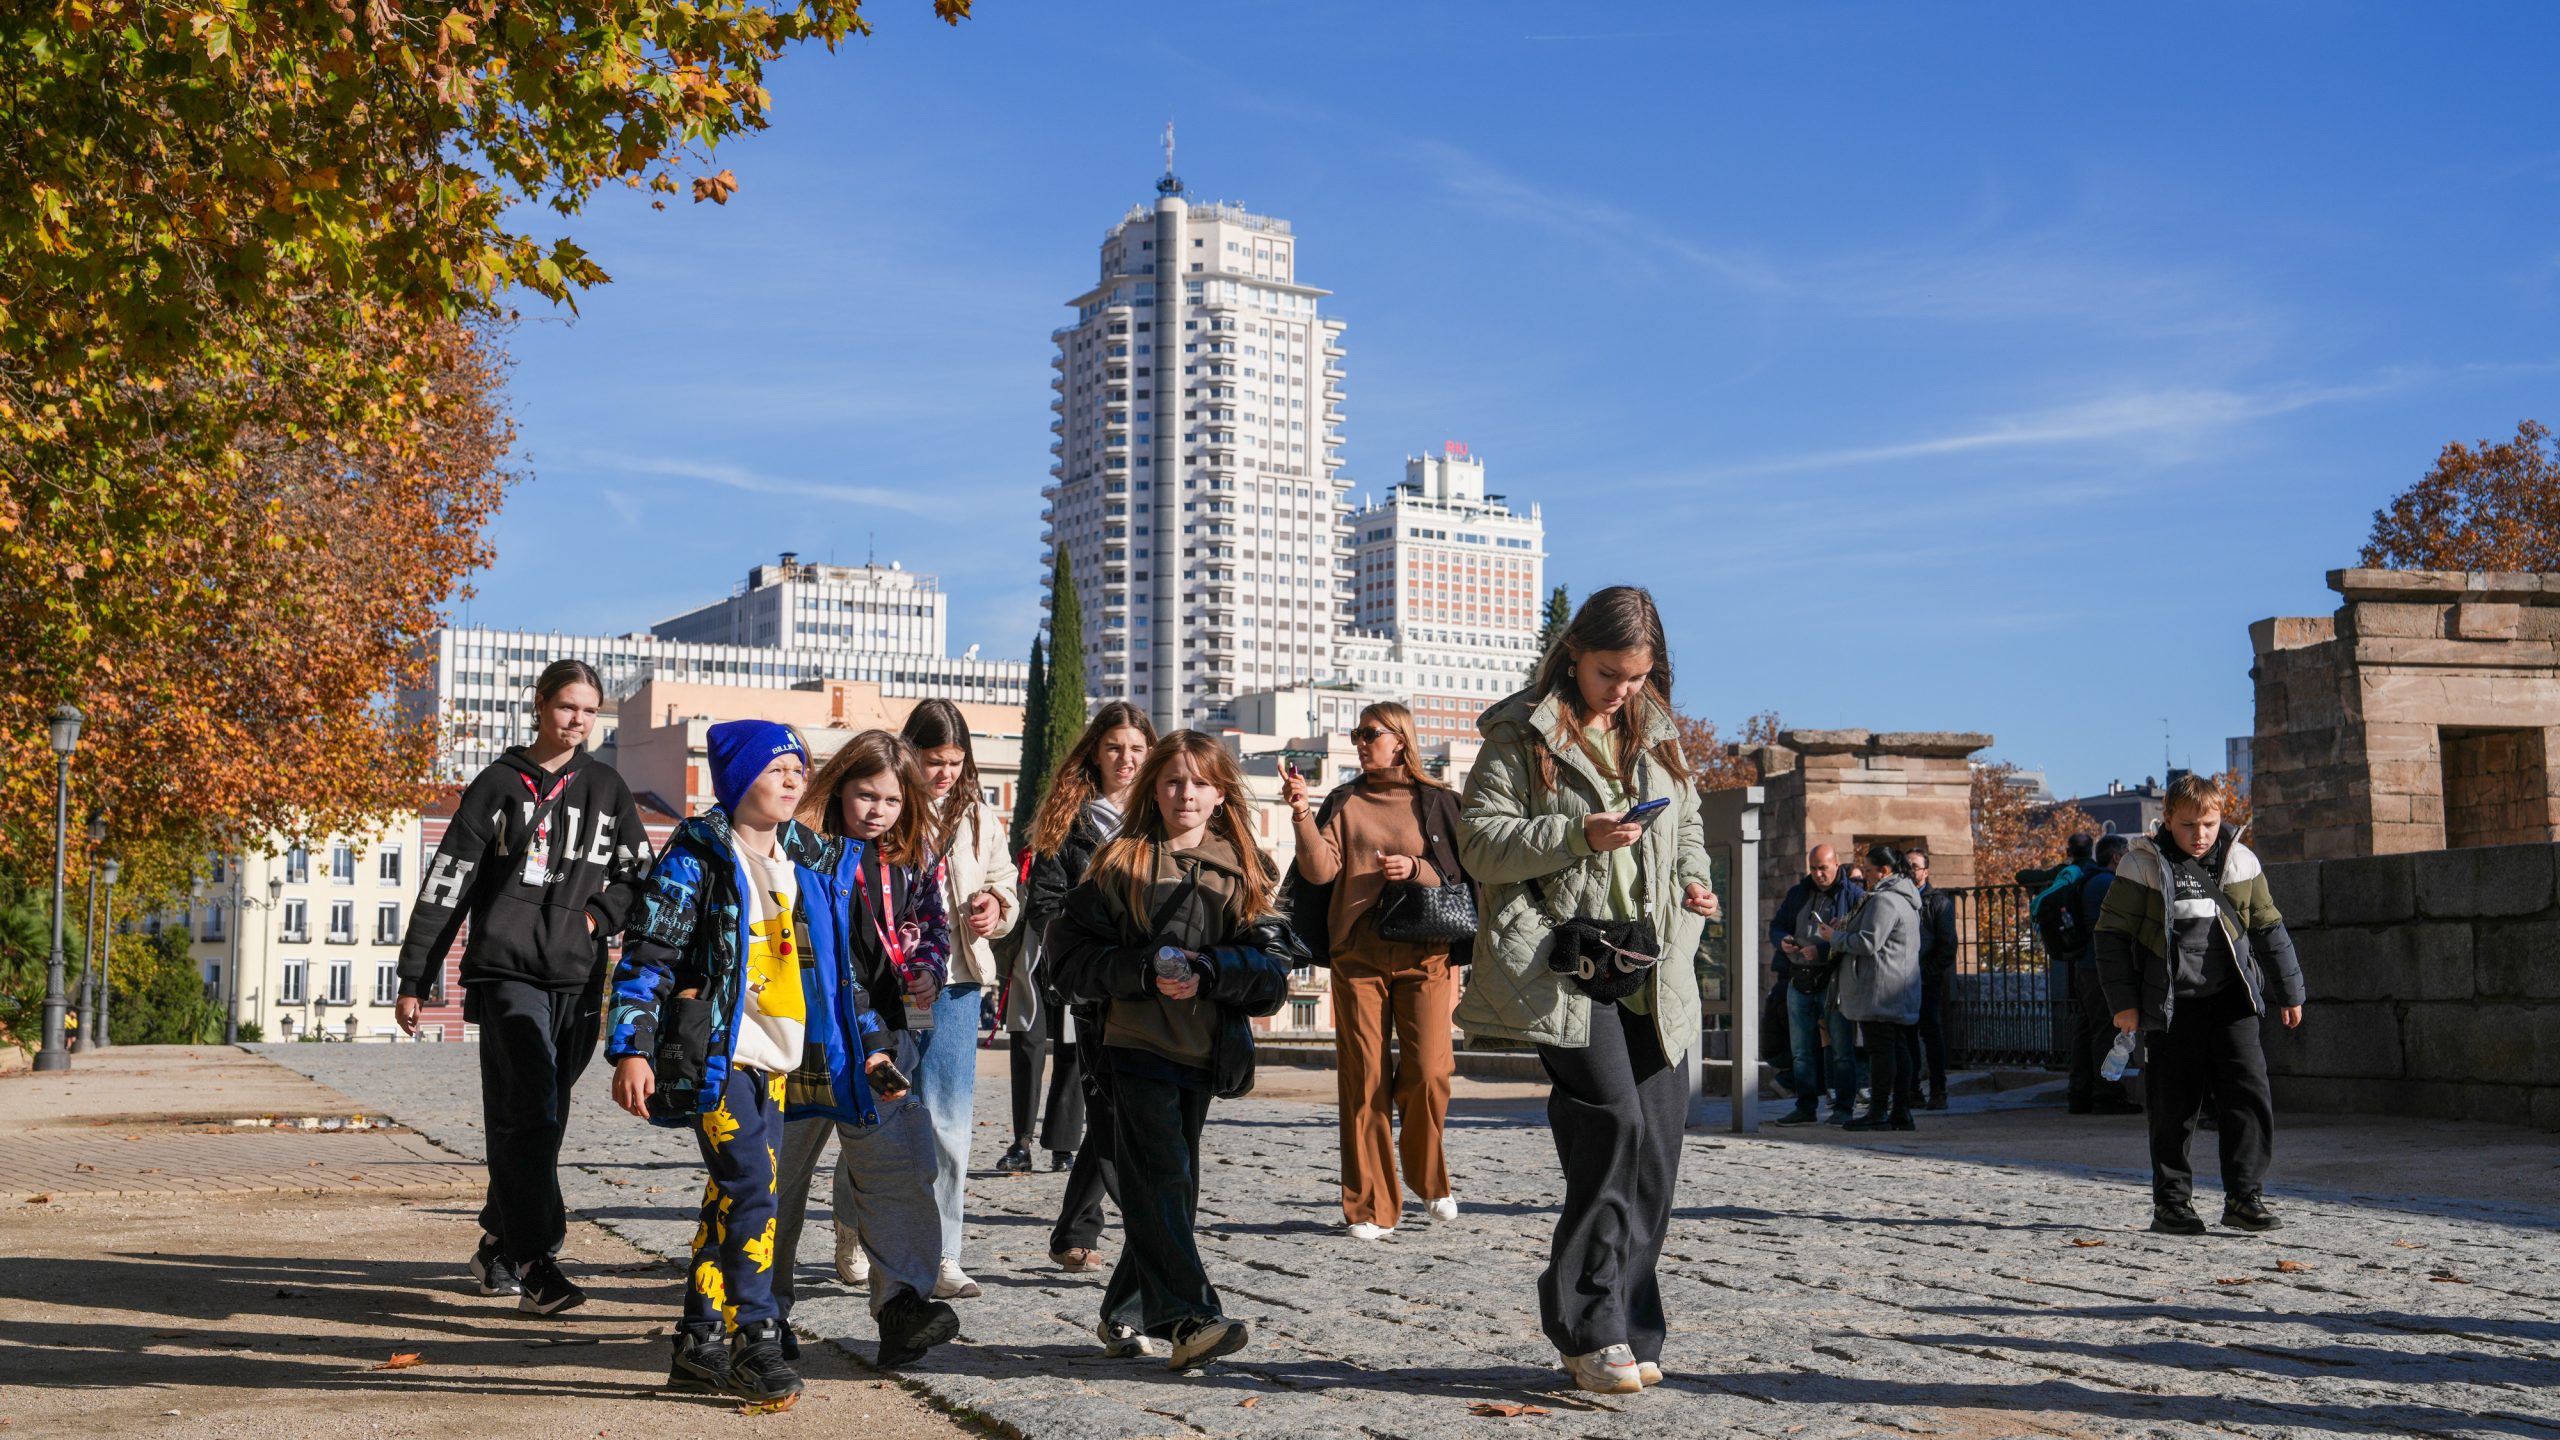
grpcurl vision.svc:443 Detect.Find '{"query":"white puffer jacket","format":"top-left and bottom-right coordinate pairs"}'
top-left (935, 800), bottom-right (1020, 987)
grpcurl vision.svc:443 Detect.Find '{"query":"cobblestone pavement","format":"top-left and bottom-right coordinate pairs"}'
top-left (263, 1043), bottom-right (2560, 1440)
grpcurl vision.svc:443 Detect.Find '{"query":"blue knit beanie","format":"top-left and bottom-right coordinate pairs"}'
top-left (706, 720), bottom-right (806, 815)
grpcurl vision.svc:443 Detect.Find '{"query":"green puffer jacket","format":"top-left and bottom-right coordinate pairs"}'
top-left (1452, 688), bottom-right (1712, 1055)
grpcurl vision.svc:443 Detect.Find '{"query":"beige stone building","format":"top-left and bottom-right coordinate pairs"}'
top-left (2251, 568), bottom-right (2560, 862)
top-left (1739, 729), bottom-right (1990, 945)
top-left (609, 678), bottom-right (1028, 818)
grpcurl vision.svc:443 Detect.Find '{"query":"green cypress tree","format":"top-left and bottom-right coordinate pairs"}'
top-left (1538, 584), bottom-right (1572, 657)
top-left (1010, 636), bottom-right (1048, 853)
top-left (1041, 548), bottom-right (1091, 800)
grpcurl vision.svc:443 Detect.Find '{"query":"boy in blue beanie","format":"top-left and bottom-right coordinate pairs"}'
top-left (607, 720), bottom-right (950, 1404)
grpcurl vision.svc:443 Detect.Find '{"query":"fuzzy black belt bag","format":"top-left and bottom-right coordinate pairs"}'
top-left (1530, 869), bottom-right (1660, 1005)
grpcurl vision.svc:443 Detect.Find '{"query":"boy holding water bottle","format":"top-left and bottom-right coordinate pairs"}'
top-left (2092, 774), bottom-right (2306, 1237)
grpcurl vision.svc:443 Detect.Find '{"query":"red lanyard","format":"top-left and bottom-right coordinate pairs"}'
top-left (869, 855), bottom-right (911, 978)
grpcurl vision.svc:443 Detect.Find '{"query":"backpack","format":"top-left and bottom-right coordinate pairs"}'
top-left (2032, 866), bottom-right (2088, 958)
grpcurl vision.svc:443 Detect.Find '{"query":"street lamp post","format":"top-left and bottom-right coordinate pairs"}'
top-left (225, 864), bottom-right (242, 1045)
top-left (95, 859), bottom-right (121, 1049)
top-left (34, 704), bottom-right (82, 1073)
top-left (77, 814), bottom-right (104, 1051)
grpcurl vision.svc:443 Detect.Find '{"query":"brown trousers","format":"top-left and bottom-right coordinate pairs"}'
top-left (1331, 948), bottom-right (1457, 1227)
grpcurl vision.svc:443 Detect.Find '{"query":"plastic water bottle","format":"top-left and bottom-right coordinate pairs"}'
top-left (2100, 1029), bottom-right (2139, 1082)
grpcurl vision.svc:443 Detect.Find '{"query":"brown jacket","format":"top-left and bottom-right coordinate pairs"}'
top-left (1290, 774), bottom-right (1467, 968)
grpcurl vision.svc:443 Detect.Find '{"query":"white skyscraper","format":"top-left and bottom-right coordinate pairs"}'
top-left (1042, 155), bottom-right (1351, 733)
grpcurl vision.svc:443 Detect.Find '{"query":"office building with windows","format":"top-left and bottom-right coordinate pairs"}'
top-left (177, 820), bottom-right (427, 1044)
top-left (650, 554), bottom-right (949, 655)
top-left (1041, 164), bottom-right (1352, 733)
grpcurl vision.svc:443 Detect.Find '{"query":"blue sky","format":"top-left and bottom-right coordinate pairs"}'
top-left (467, 1), bottom-right (2560, 797)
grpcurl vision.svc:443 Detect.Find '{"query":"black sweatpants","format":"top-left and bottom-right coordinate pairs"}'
top-left (1534, 1002), bottom-right (1686, 1363)
top-left (468, 976), bottom-right (602, 1264)
top-left (1098, 1061), bottom-right (1217, 1339)
top-left (1050, 1035), bottom-right (1123, 1252)
top-left (1915, 965), bottom-right (1947, 1099)
top-left (2144, 985), bottom-right (2275, 1206)
top-left (1040, 1016), bottom-right (1090, 1153)
top-left (1009, 1002), bottom-right (1052, 1141)
top-left (2065, 965), bottom-right (2115, 1110)
top-left (1863, 1020), bottom-right (1920, 1121)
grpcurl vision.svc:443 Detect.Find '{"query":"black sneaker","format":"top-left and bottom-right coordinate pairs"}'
top-left (666, 1326), bottom-right (732, 1394)
top-left (2150, 1201), bottom-right (2208, 1236)
top-left (517, 1257), bottom-right (586, 1315)
top-left (1168, 1314), bottom-right (1249, 1370)
top-left (780, 1328), bottom-right (800, 1362)
top-left (1825, 1107), bottom-right (1858, 1126)
top-left (728, 1320), bottom-right (803, 1404)
top-left (1771, 1108), bottom-right (1820, 1127)
top-left (1888, 1114), bottom-right (1917, 1131)
top-left (2222, 1194), bottom-right (2284, 1232)
top-left (1050, 1149), bottom-right (1075, 1173)
top-left (1842, 1111), bottom-right (1890, 1132)
top-left (876, 1291), bottom-right (961, 1368)
top-left (468, 1234), bottom-right (522, 1297)
top-left (995, 1140), bottom-right (1034, 1174)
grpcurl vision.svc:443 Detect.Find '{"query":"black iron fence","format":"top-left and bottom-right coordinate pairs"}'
top-left (1940, 883), bottom-right (2077, 1068)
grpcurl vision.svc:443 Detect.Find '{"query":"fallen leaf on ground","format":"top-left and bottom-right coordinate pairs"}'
top-left (374, 1352), bottom-right (424, 1370)
top-left (1238, 1396), bottom-right (1260, 1408)
top-left (123, 1135), bottom-right (139, 1141)
top-left (2275, 1260), bottom-right (2312, 1273)
top-left (603, 1177), bottom-right (631, 1187)
top-left (2069, 1238), bottom-right (2107, 1248)
top-left (1469, 1402), bottom-right (1552, 1417)
top-left (737, 1394), bottom-right (798, 1415)
top-left (644, 1186), bottom-right (663, 1194)
top-left (2430, 1272), bottom-right (2470, 1284)
top-left (23, 1195), bottom-right (49, 1205)
top-left (2213, 1277), bottom-right (2259, 1286)
top-left (73, 1163), bottom-right (95, 1172)
top-left (2392, 1240), bottom-right (2424, 1249)
top-left (138, 1168), bottom-right (160, 1175)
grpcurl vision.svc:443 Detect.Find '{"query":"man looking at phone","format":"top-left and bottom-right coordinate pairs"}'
top-left (1769, 846), bottom-right (1865, 1126)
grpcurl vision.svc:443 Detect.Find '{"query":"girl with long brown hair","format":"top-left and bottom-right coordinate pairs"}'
top-left (1453, 585), bottom-right (1720, 1395)
top-left (898, 698), bottom-right (1019, 1300)
top-left (1046, 730), bottom-right (1302, 1369)
top-left (1014, 701), bottom-right (1154, 1272)
top-left (764, 730), bottom-right (961, 1369)
top-left (1282, 701), bottom-right (1473, 1240)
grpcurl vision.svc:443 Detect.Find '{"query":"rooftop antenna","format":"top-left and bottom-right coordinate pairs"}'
top-left (2161, 717), bottom-right (2172, 777)
top-left (867, 531), bottom-right (876, 567)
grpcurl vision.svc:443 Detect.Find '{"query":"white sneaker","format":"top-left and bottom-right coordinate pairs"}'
top-left (933, 1258), bottom-right (982, 1300)
top-left (1637, 1360), bottom-right (1664, 1386)
top-left (1564, 1344), bottom-right (1642, 1395)
top-left (1425, 1196), bottom-right (1459, 1222)
top-left (1346, 1221), bottom-right (1394, 1241)
top-left (1098, 1320), bottom-right (1162, 1359)
top-left (833, 1225), bottom-right (871, 1287)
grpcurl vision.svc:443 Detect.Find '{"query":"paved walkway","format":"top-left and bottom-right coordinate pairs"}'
top-left (262, 1041), bottom-right (2560, 1440)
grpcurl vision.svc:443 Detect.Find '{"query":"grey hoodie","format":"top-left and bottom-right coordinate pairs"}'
top-left (1829, 873), bottom-right (1924, 1026)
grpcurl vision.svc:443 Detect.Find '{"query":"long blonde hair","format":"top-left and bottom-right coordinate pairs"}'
top-left (1526, 584), bottom-right (1691, 789)
top-left (1029, 700), bottom-right (1155, 855)
top-left (802, 730), bottom-right (932, 867)
top-left (1355, 702), bottom-right (1444, 790)
top-left (1085, 730), bottom-right (1275, 928)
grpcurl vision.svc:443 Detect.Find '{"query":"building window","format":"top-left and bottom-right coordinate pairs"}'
top-left (375, 903), bottom-right (401, 944)
top-left (285, 847), bottom-right (310, 884)
top-left (373, 963), bottom-right (400, 1005)
top-left (327, 959), bottom-right (353, 1005)
top-left (378, 846), bottom-right (402, 885)
top-left (1290, 998), bottom-right (1318, 1030)
top-left (280, 958), bottom-right (307, 1003)
top-left (281, 899), bottom-right (308, 943)
top-left (330, 844), bottom-right (355, 884)
top-left (328, 901), bottom-right (355, 944)
top-left (200, 901), bottom-right (224, 942)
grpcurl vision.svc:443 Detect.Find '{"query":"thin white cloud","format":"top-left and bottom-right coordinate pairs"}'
top-left (573, 451), bottom-right (935, 515)
top-left (599, 487), bottom-right (642, 527)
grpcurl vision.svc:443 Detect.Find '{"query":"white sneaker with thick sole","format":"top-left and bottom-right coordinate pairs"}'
top-left (1425, 1196), bottom-right (1459, 1222)
top-left (933, 1259), bottom-right (982, 1299)
top-left (1097, 1320), bottom-right (1163, 1359)
top-left (1347, 1221), bottom-right (1394, 1241)
top-left (833, 1225), bottom-right (871, 1287)
top-left (1564, 1344), bottom-right (1642, 1395)
top-left (1637, 1360), bottom-right (1664, 1386)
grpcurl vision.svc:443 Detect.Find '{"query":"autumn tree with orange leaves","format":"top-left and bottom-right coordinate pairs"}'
top-left (2361, 420), bottom-right (2560, 571)
top-left (1971, 761), bottom-right (2103, 886)
top-left (1674, 709), bottom-right (1786, 793)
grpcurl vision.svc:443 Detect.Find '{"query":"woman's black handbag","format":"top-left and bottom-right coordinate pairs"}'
top-left (1547, 915), bottom-right (1661, 1003)
top-left (1373, 877), bottom-right (1480, 946)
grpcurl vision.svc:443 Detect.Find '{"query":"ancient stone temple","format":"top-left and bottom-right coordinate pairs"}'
top-left (1742, 729), bottom-right (1990, 924)
top-left (2251, 569), bottom-right (2560, 862)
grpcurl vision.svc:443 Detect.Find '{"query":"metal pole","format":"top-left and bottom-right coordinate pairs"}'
top-left (225, 868), bottom-right (241, 1045)
top-left (1728, 788), bottom-right (1763, 1134)
top-left (96, 872), bottom-right (116, 1049)
top-left (78, 854), bottom-right (98, 1049)
top-left (35, 753), bottom-right (73, 1072)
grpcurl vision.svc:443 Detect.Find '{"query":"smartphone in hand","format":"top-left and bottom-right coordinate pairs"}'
top-left (1625, 797), bottom-right (1673, 829)
top-left (868, 1057), bottom-right (912, 1098)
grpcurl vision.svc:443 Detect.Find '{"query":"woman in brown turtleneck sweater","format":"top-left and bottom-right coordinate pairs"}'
top-left (1285, 702), bottom-right (1472, 1240)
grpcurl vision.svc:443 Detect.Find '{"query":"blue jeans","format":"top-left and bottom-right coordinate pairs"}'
top-left (909, 983), bottom-right (982, 1264)
top-left (1784, 984), bottom-right (1866, 1114)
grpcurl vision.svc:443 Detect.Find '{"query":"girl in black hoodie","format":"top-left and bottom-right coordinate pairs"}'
top-left (395, 658), bottom-right (651, 1314)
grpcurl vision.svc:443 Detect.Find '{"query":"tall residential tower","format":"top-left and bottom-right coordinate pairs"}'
top-left (1042, 162), bottom-right (1350, 732)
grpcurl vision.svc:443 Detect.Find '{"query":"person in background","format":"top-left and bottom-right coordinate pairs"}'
top-left (2093, 774), bottom-right (2305, 1236)
top-left (2067, 836), bottom-right (2144, 1116)
top-left (1047, 730), bottom-right (1299, 1370)
top-left (900, 699), bottom-right (1021, 1300)
top-left (1283, 701), bottom-right (1471, 1241)
top-left (1771, 846), bottom-right (1865, 1127)
top-left (994, 849), bottom-right (1047, 1173)
top-left (1813, 844), bottom-right (1924, 1132)
top-left (1452, 585), bottom-right (1719, 1396)
top-left (1022, 701), bottom-right (1157, 1274)
top-left (395, 658), bottom-right (651, 1317)
top-left (1906, 847), bottom-right (1958, 1111)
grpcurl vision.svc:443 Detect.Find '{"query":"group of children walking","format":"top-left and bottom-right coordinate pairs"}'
top-left (400, 583), bottom-right (2308, 1407)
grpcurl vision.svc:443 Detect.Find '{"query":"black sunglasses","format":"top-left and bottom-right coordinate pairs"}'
top-left (1350, 726), bottom-right (1387, 744)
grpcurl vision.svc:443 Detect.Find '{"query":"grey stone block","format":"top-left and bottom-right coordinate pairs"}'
top-left (2262, 861), bottom-right (2320, 928)
top-left (2320, 853), bottom-right (2415, 926)
top-left (2266, 1000), bottom-right (2401, 1079)
top-left (2413, 843), bottom-right (2557, 920)
top-left (2402, 1003), bottom-right (2534, 1086)
top-left (2294, 923), bottom-right (2471, 1004)
top-left (2475, 919), bottom-right (2560, 1000)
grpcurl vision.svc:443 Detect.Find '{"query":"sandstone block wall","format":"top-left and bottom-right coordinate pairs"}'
top-left (1747, 730), bottom-right (1989, 953)
top-left (2261, 841), bottom-right (2560, 1131)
